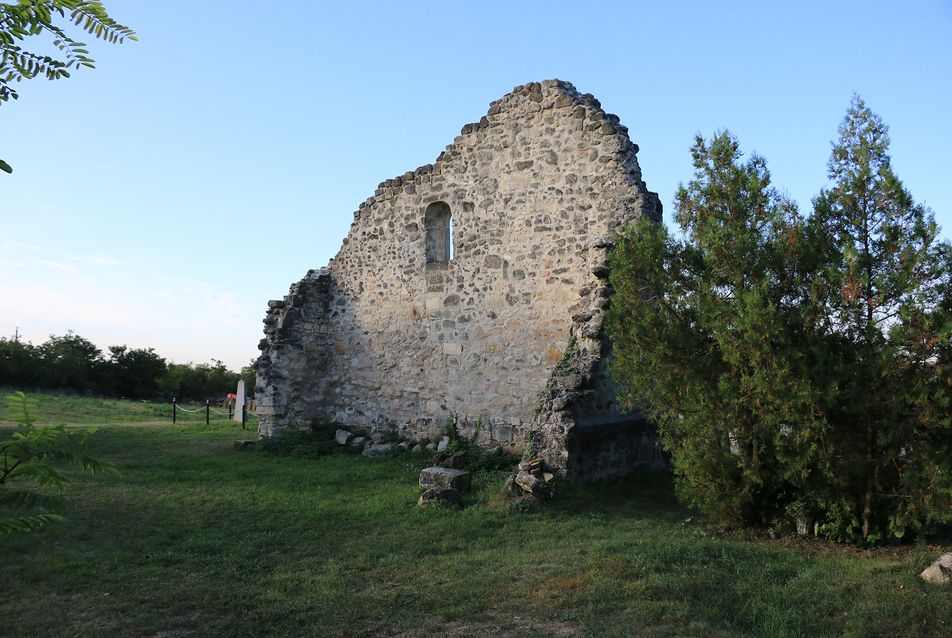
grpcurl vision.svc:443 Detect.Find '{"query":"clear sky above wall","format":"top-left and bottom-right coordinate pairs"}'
top-left (2, 0), bottom-right (949, 371)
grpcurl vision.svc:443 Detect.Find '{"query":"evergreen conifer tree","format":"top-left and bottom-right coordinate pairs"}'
top-left (809, 95), bottom-right (952, 543)
top-left (607, 131), bottom-right (818, 526)
top-left (608, 100), bottom-right (952, 543)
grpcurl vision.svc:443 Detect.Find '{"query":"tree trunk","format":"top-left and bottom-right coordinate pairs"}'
top-left (862, 422), bottom-right (874, 539)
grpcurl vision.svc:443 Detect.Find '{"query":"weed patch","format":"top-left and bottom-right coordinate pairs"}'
top-left (251, 427), bottom-right (338, 459)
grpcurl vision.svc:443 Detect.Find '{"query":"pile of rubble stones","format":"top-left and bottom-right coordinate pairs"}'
top-left (335, 428), bottom-right (461, 457)
top-left (417, 454), bottom-right (557, 507)
top-left (327, 429), bottom-right (558, 506)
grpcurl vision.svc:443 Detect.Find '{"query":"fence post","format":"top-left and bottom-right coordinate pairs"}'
top-left (241, 401), bottom-right (246, 430)
top-left (172, 397), bottom-right (177, 424)
top-left (206, 399), bottom-right (210, 425)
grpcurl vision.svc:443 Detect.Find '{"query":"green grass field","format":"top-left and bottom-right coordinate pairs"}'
top-left (1, 395), bottom-right (951, 637)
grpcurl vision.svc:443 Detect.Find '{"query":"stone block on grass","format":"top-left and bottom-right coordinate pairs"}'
top-left (419, 466), bottom-right (472, 492)
top-left (921, 553), bottom-right (952, 584)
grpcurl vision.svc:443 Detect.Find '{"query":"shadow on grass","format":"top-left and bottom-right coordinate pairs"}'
top-left (544, 470), bottom-right (688, 523)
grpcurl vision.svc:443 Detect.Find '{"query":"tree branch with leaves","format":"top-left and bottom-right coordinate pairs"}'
top-left (0, 0), bottom-right (135, 173)
top-left (1, 391), bottom-right (119, 533)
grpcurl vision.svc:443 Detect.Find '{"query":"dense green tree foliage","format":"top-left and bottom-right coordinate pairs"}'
top-left (607, 97), bottom-right (952, 544)
top-left (0, 338), bottom-right (43, 387)
top-left (104, 345), bottom-right (166, 399)
top-left (240, 362), bottom-right (256, 394)
top-left (809, 96), bottom-right (952, 542)
top-left (158, 359), bottom-right (246, 402)
top-left (0, 333), bottom-right (251, 401)
top-left (607, 131), bottom-right (817, 529)
top-left (35, 331), bottom-right (103, 391)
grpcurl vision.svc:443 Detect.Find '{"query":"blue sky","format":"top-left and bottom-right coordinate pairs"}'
top-left (2, 0), bottom-right (950, 371)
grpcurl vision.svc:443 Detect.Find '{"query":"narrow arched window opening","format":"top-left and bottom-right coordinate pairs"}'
top-left (424, 201), bottom-right (453, 263)
top-left (448, 215), bottom-right (454, 260)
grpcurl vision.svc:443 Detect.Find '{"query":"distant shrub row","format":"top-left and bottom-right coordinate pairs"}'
top-left (0, 331), bottom-right (255, 401)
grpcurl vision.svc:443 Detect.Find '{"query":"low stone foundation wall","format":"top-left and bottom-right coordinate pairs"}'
top-left (562, 415), bottom-right (669, 483)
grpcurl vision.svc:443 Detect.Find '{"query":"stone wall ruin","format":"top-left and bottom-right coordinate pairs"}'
top-left (255, 80), bottom-right (669, 482)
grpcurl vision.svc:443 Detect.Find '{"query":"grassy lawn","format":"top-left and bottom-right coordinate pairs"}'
top-left (1, 395), bottom-right (951, 637)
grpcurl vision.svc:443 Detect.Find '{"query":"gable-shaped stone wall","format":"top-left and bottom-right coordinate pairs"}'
top-left (255, 80), bottom-right (667, 481)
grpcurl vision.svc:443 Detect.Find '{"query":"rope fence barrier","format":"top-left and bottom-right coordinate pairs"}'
top-left (172, 397), bottom-right (257, 428)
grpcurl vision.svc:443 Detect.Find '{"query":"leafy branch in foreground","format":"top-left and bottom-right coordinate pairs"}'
top-left (1, 391), bottom-right (119, 533)
top-left (0, 0), bottom-right (136, 172)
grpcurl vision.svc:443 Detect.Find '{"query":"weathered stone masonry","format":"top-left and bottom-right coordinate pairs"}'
top-left (255, 80), bottom-right (669, 482)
